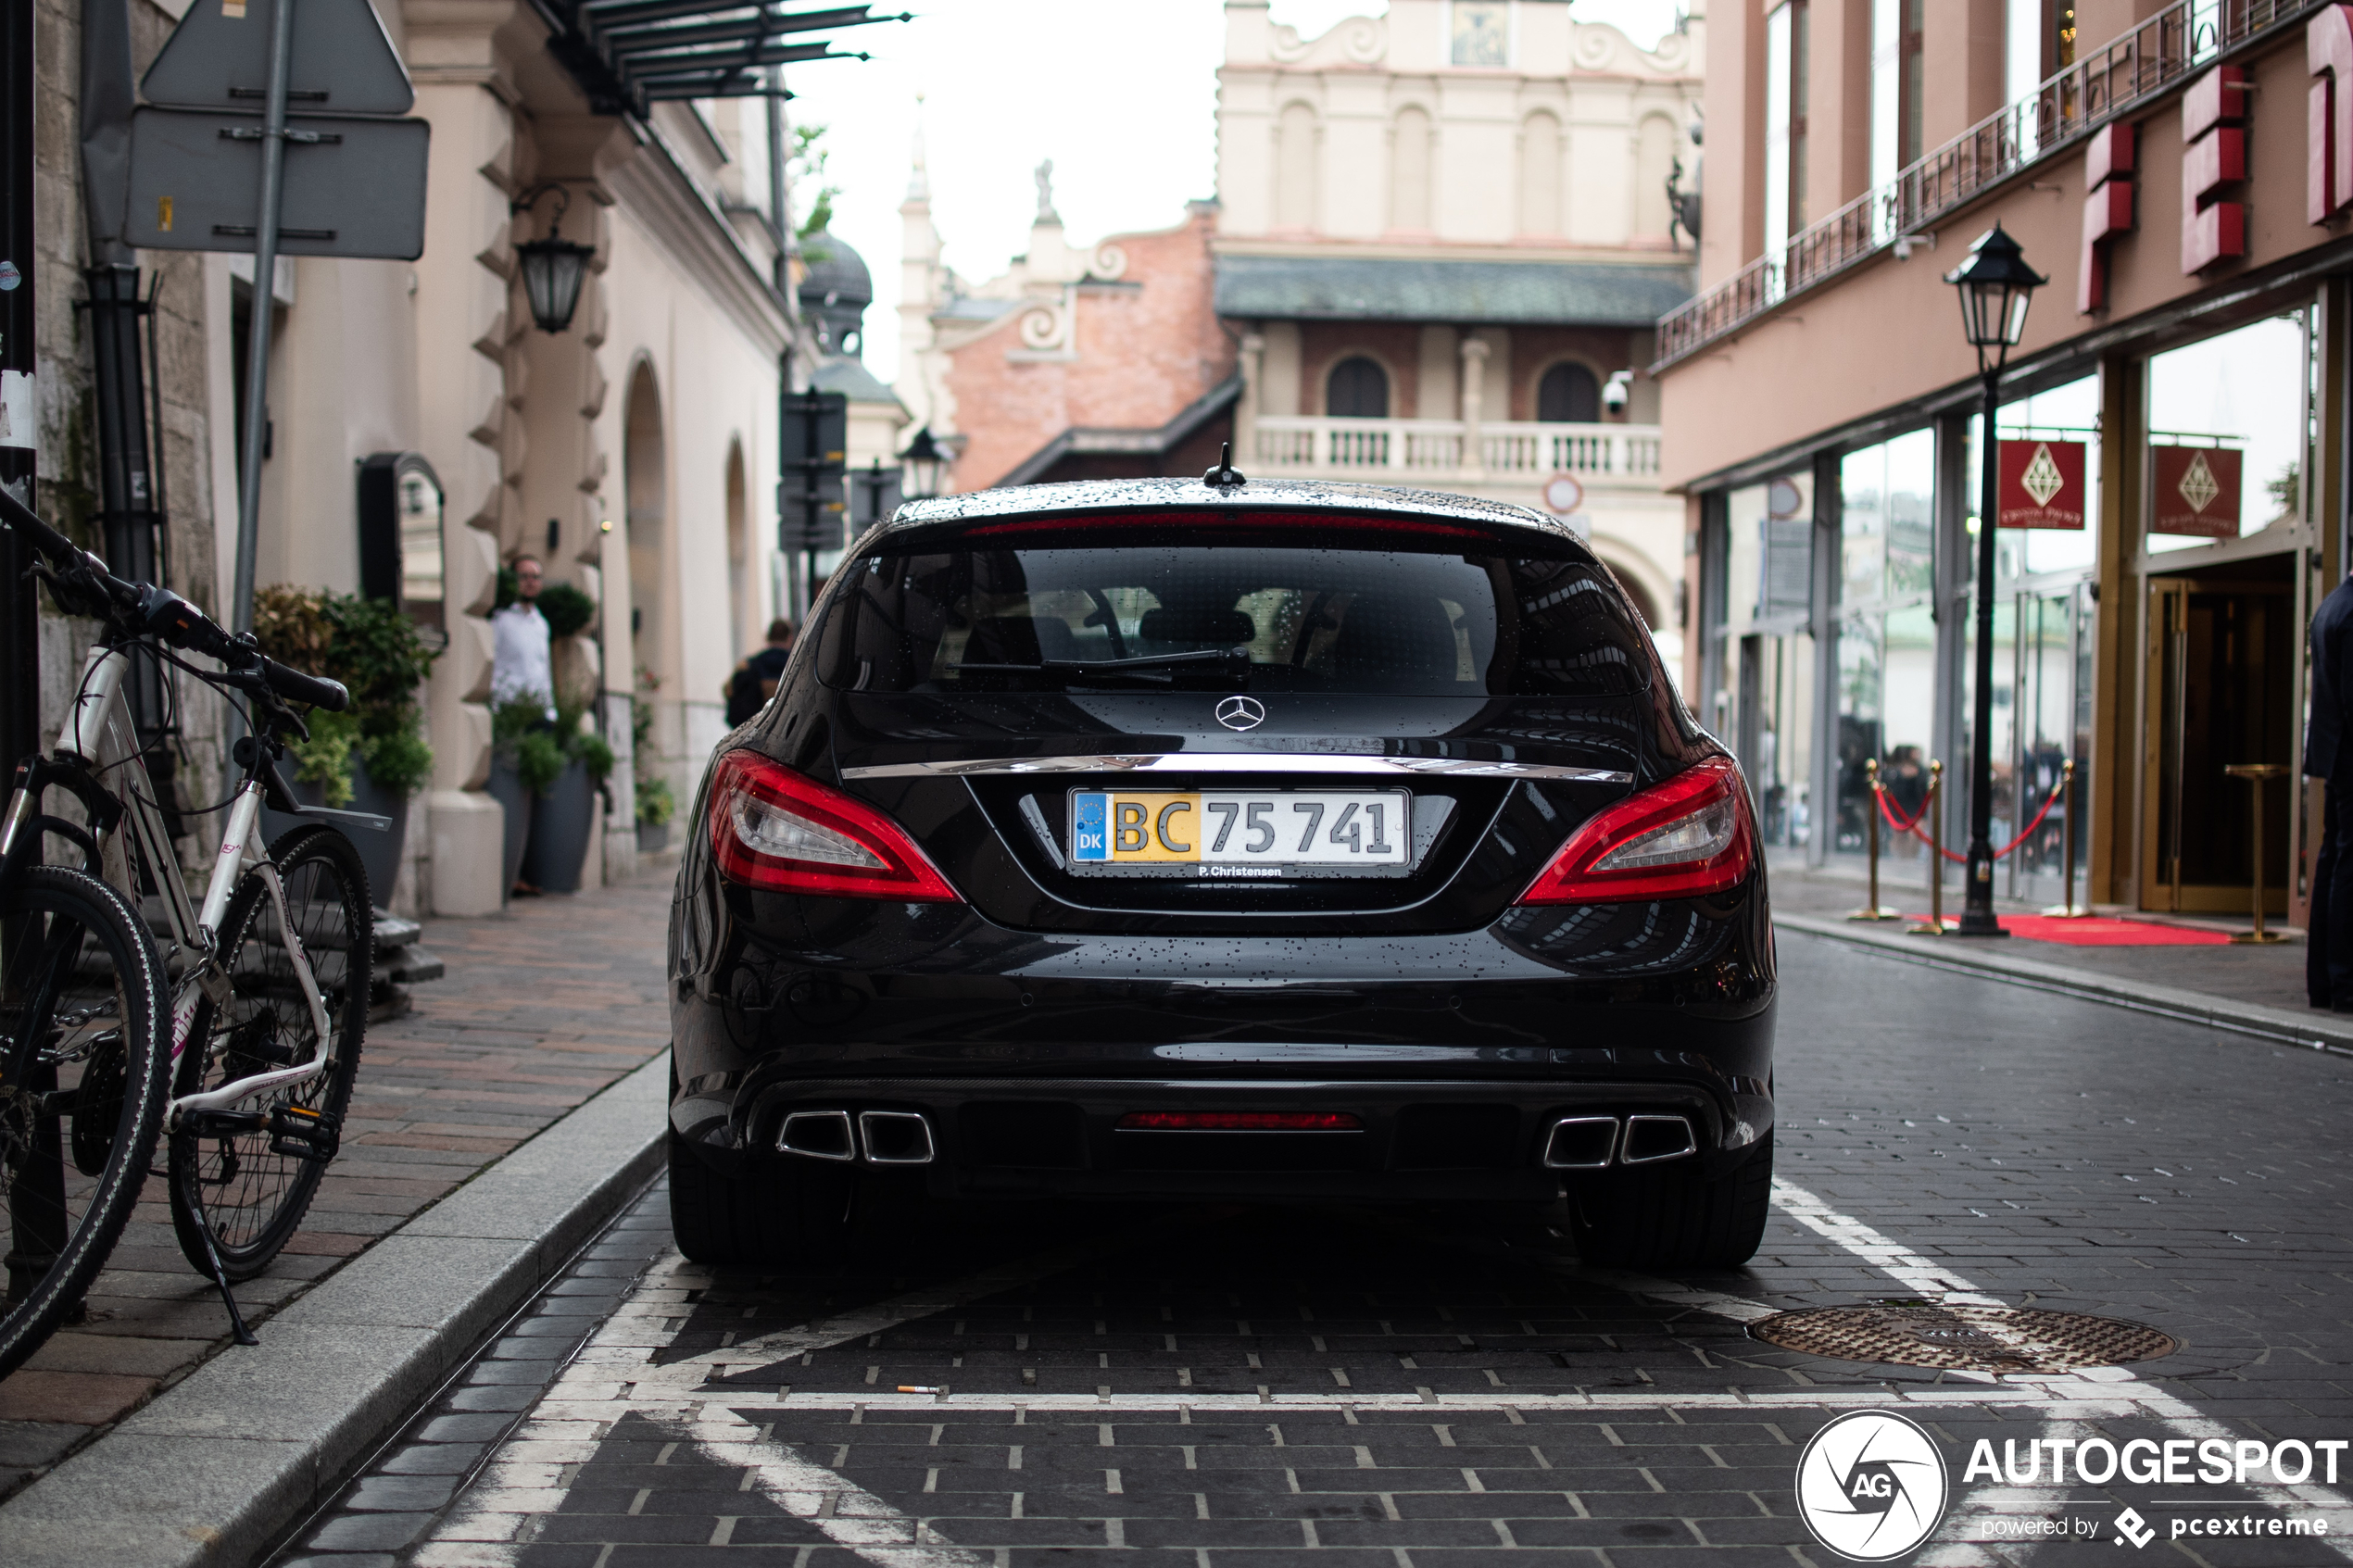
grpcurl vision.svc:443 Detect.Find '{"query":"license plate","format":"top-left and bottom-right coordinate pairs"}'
top-left (1069, 790), bottom-right (1410, 871)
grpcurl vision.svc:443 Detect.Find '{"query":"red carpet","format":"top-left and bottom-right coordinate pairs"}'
top-left (1903, 914), bottom-right (2232, 946)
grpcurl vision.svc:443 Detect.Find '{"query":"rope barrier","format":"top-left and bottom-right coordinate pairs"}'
top-left (1872, 768), bottom-right (2065, 863)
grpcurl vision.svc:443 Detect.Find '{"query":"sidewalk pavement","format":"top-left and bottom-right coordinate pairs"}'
top-left (1766, 852), bottom-right (2353, 1056)
top-left (0, 862), bottom-right (679, 1506)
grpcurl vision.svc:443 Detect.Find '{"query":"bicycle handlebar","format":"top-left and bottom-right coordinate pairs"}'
top-left (0, 484), bottom-right (351, 713)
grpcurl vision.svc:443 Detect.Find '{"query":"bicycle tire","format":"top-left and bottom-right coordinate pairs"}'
top-left (0, 865), bottom-right (171, 1381)
top-left (168, 824), bottom-right (372, 1282)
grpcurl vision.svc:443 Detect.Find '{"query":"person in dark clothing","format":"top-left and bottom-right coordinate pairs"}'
top-left (725, 619), bottom-right (796, 727)
top-left (2307, 571), bottom-right (2353, 1008)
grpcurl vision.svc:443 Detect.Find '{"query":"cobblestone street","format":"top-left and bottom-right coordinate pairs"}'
top-left (272, 933), bottom-right (2353, 1568)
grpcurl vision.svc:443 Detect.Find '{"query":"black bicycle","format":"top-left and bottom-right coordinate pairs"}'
top-left (0, 488), bottom-right (374, 1374)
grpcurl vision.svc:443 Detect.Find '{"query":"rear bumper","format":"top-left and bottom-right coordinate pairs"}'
top-left (671, 1072), bottom-right (1771, 1202)
top-left (666, 880), bottom-right (1776, 1203)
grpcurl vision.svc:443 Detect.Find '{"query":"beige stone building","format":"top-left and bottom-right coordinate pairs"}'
top-left (19, 0), bottom-right (856, 915)
top-left (1213, 0), bottom-right (1704, 662)
top-left (895, 0), bottom-right (1705, 678)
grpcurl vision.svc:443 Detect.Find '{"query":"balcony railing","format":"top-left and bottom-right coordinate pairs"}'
top-left (1655, 0), bottom-right (2324, 370)
top-left (1251, 416), bottom-right (1663, 484)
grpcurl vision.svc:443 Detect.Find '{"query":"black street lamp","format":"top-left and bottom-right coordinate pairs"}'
top-left (511, 184), bottom-right (596, 335)
top-left (900, 426), bottom-right (947, 500)
top-left (859, 457), bottom-right (893, 526)
top-left (1944, 224), bottom-right (2046, 936)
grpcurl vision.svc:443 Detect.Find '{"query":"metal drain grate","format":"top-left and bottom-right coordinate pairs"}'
top-left (1749, 1304), bottom-right (2179, 1373)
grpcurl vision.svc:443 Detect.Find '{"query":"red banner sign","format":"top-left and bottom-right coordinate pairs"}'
top-left (2150, 444), bottom-right (2243, 536)
top-left (1996, 440), bottom-right (2087, 529)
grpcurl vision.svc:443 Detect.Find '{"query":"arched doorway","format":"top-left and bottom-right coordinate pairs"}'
top-left (623, 361), bottom-right (669, 766)
top-left (724, 440), bottom-right (749, 663)
top-left (1538, 362), bottom-right (1601, 424)
top-left (1327, 356), bottom-right (1389, 418)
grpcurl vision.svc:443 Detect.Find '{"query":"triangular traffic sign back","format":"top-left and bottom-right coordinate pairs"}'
top-left (142, 0), bottom-right (414, 117)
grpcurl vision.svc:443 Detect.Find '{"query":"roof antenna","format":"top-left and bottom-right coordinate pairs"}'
top-left (1203, 442), bottom-right (1246, 492)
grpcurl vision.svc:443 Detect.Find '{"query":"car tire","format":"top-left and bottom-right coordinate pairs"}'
top-left (668, 1131), bottom-right (851, 1265)
top-left (1567, 1131), bottom-right (1772, 1271)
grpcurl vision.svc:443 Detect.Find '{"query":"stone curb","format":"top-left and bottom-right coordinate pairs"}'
top-left (1776, 911), bottom-right (2353, 1058)
top-left (0, 1049), bottom-right (671, 1568)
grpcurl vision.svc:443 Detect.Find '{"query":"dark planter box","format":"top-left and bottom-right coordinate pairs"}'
top-left (636, 820), bottom-right (670, 854)
top-left (484, 762), bottom-right (535, 903)
top-left (258, 757), bottom-right (405, 908)
top-left (521, 759), bottom-right (596, 894)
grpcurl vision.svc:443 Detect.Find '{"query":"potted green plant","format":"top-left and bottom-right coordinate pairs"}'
top-left (252, 585), bottom-right (438, 904)
top-left (520, 688), bottom-right (616, 894)
top-left (632, 680), bottom-right (673, 852)
top-left (488, 697), bottom-right (560, 898)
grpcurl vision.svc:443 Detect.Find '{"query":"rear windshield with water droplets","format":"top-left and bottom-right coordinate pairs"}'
top-left (815, 521), bottom-right (1656, 698)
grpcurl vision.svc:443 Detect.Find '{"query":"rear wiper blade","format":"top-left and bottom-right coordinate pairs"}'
top-left (949, 646), bottom-right (1250, 677)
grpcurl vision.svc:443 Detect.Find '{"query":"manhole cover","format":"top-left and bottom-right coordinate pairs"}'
top-left (1749, 1304), bottom-right (2178, 1373)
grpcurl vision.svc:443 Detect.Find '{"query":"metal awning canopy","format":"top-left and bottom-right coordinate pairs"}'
top-left (531, 0), bottom-right (906, 113)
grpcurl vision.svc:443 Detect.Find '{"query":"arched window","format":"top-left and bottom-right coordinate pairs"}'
top-left (1277, 103), bottom-right (1319, 231)
top-left (1518, 111), bottom-right (1563, 236)
top-left (1390, 107), bottom-right (1432, 232)
top-left (1327, 357), bottom-right (1390, 418)
top-left (1635, 114), bottom-right (1677, 240)
top-left (1537, 362), bottom-right (1601, 424)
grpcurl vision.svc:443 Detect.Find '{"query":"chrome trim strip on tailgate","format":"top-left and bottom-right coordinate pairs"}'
top-left (840, 754), bottom-right (1631, 784)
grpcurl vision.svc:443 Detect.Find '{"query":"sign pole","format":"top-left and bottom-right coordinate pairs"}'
top-left (229, 0), bottom-right (297, 635)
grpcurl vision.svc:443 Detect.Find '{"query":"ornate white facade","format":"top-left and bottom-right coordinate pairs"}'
top-left (1215, 0), bottom-right (1703, 664)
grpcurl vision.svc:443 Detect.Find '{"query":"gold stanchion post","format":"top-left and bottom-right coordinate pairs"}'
top-left (2041, 759), bottom-right (2089, 918)
top-left (1850, 758), bottom-right (1899, 920)
top-left (1906, 761), bottom-right (1945, 935)
top-left (2225, 762), bottom-right (2290, 945)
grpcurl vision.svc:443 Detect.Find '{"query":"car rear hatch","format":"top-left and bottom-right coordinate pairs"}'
top-left (812, 508), bottom-right (1690, 935)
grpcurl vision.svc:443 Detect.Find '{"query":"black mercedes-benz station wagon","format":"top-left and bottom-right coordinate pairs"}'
top-left (666, 470), bottom-right (1775, 1270)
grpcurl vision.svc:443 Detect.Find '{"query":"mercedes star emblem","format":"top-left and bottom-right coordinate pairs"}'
top-left (1215, 696), bottom-right (1266, 732)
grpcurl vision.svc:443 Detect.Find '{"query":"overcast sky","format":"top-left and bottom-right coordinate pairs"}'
top-left (779, 1), bottom-right (1687, 390)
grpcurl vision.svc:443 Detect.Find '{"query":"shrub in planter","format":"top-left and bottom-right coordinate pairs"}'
top-left (517, 691), bottom-right (619, 894)
top-left (255, 588), bottom-right (441, 901)
top-left (535, 582), bottom-right (597, 639)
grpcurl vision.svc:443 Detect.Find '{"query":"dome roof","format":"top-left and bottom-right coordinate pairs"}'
top-left (799, 231), bottom-right (872, 308)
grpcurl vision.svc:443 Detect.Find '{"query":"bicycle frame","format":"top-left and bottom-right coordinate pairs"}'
top-left (5, 641), bottom-right (334, 1123)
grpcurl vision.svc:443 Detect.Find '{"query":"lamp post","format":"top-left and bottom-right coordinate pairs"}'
top-left (1943, 224), bottom-right (2046, 936)
top-left (900, 425), bottom-right (947, 500)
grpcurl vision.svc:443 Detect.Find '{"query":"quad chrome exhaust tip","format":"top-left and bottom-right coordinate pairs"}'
top-left (1540, 1112), bottom-right (1697, 1169)
top-left (775, 1109), bottom-right (936, 1165)
top-left (857, 1110), bottom-right (936, 1165)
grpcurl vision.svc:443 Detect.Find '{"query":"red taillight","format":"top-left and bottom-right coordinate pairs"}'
top-left (707, 750), bottom-right (960, 901)
top-left (1515, 757), bottom-right (1755, 905)
top-left (1115, 1111), bottom-right (1363, 1132)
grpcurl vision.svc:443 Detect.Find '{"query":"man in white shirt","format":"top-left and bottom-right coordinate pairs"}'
top-left (490, 555), bottom-right (556, 721)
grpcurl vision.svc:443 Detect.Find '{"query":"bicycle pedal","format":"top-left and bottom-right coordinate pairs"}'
top-left (177, 1107), bottom-right (265, 1139)
top-left (267, 1104), bottom-right (340, 1162)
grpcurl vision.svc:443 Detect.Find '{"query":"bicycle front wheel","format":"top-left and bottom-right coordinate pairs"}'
top-left (0, 865), bottom-right (171, 1381)
top-left (169, 824), bottom-right (372, 1281)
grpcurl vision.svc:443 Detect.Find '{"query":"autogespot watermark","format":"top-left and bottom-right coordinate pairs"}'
top-left (1795, 1411), bottom-right (1952, 1562)
top-left (1958, 1436), bottom-right (2342, 1547)
top-left (1795, 1425), bottom-right (2344, 1558)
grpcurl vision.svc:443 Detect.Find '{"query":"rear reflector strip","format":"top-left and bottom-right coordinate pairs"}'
top-left (1116, 1111), bottom-right (1362, 1132)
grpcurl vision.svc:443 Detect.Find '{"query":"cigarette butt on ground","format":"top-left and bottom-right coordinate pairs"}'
top-left (898, 1385), bottom-right (944, 1394)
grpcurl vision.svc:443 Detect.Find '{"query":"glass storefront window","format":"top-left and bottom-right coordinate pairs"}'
top-left (1834, 433), bottom-right (1935, 862)
top-left (2145, 312), bottom-right (2310, 553)
top-left (1998, 376), bottom-right (2100, 576)
top-left (1718, 476), bottom-right (1815, 851)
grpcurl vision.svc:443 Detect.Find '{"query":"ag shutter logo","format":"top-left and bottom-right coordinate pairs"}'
top-left (1795, 1411), bottom-right (1951, 1562)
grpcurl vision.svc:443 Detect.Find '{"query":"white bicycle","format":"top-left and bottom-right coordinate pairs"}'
top-left (1, 489), bottom-right (376, 1357)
